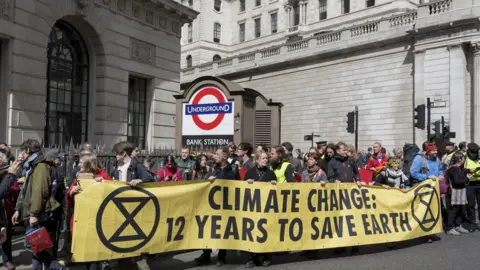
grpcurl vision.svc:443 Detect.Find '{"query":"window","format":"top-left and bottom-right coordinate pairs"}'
top-left (214, 23), bottom-right (221, 43)
top-left (239, 23), bottom-right (245, 42)
top-left (319, 0), bottom-right (327, 20)
top-left (256, 0), bottom-right (261, 6)
top-left (186, 55), bottom-right (192, 68)
top-left (45, 21), bottom-right (89, 146)
top-left (188, 0), bottom-right (193, 7)
top-left (213, 55), bottom-right (222, 61)
top-left (240, 0), bottom-right (245, 12)
top-left (127, 77), bottom-right (147, 149)
top-left (187, 23), bottom-right (193, 43)
top-left (366, 0), bottom-right (375, 7)
top-left (214, 0), bottom-right (221, 11)
top-left (270, 13), bottom-right (277, 34)
top-left (342, 0), bottom-right (350, 14)
top-left (254, 18), bottom-right (261, 38)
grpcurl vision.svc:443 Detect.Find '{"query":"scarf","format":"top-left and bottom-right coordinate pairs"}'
top-left (304, 165), bottom-right (320, 183)
top-left (19, 153), bottom-right (39, 201)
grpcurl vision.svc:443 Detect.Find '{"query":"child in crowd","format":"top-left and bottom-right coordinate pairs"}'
top-left (444, 151), bottom-right (470, 236)
top-left (374, 159), bottom-right (408, 189)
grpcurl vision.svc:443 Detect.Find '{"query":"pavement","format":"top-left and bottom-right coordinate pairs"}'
top-left (8, 231), bottom-right (479, 269)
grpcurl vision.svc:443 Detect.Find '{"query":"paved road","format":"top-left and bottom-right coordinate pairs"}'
top-left (9, 232), bottom-right (478, 269)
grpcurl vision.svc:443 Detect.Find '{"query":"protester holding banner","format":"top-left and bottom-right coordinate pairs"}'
top-left (110, 141), bottom-right (153, 270)
top-left (195, 146), bottom-right (240, 267)
top-left (409, 142), bottom-right (443, 186)
top-left (244, 150), bottom-right (276, 267)
top-left (66, 153), bottom-right (111, 270)
top-left (111, 141), bottom-right (154, 185)
top-left (269, 146), bottom-right (296, 183)
top-left (327, 142), bottom-right (360, 185)
top-left (444, 151), bottom-right (470, 236)
top-left (192, 154), bottom-right (215, 180)
top-left (157, 155), bottom-right (183, 182)
top-left (301, 152), bottom-right (324, 183)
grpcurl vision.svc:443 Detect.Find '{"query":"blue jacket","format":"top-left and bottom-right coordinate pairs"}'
top-left (410, 151), bottom-right (443, 182)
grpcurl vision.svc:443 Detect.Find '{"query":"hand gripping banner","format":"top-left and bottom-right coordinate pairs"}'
top-left (71, 180), bottom-right (443, 262)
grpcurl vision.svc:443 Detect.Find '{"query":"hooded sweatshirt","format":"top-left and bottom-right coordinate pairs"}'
top-left (409, 151), bottom-right (443, 182)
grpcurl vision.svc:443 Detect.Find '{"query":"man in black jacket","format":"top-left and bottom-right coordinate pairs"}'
top-left (195, 146), bottom-right (239, 267)
top-left (328, 142), bottom-right (360, 184)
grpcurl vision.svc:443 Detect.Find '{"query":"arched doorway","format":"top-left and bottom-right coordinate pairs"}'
top-left (45, 21), bottom-right (89, 146)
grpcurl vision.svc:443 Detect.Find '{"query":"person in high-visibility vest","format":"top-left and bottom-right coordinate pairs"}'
top-left (465, 143), bottom-right (480, 232)
top-left (441, 142), bottom-right (456, 168)
top-left (269, 145), bottom-right (296, 183)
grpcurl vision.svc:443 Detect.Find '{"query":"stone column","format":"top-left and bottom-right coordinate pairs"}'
top-left (472, 42), bottom-right (480, 143)
top-left (290, 7), bottom-right (294, 28)
top-left (448, 44), bottom-right (466, 143)
top-left (284, 6), bottom-right (290, 29)
top-left (299, 3), bottom-right (304, 25)
top-left (414, 50), bottom-right (426, 145)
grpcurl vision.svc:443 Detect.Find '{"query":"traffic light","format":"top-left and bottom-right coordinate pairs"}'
top-left (432, 120), bottom-right (441, 139)
top-left (414, 104), bottom-right (425, 129)
top-left (346, 111), bottom-right (355, 134)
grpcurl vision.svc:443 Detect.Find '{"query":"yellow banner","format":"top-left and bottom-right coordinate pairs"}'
top-left (72, 179), bottom-right (442, 262)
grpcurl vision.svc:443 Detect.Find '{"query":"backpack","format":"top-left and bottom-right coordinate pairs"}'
top-left (402, 143), bottom-right (420, 179)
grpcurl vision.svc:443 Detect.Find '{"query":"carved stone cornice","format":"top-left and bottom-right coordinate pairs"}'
top-left (94, 0), bottom-right (190, 36)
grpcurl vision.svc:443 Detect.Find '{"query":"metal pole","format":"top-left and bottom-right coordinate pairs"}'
top-left (355, 106), bottom-right (359, 151)
top-left (427, 98), bottom-right (431, 140)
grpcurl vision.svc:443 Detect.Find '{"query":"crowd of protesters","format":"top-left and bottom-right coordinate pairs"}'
top-left (0, 137), bottom-right (479, 269)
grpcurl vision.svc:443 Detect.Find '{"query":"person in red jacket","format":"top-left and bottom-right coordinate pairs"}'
top-left (366, 142), bottom-right (387, 171)
top-left (157, 155), bottom-right (182, 182)
top-left (66, 153), bottom-right (111, 270)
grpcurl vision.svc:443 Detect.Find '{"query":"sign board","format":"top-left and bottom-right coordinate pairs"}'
top-left (182, 86), bottom-right (234, 147)
top-left (304, 135), bottom-right (313, 141)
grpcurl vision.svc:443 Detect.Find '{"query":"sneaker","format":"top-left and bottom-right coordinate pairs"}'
top-left (245, 261), bottom-right (256, 268)
top-left (262, 260), bottom-right (272, 267)
top-left (447, 229), bottom-right (461, 236)
top-left (194, 253), bottom-right (211, 266)
top-left (455, 226), bottom-right (469, 234)
top-left (216, 259), bottom-right (225, 267)
top-left (3, 262), bottom-right (16, 270)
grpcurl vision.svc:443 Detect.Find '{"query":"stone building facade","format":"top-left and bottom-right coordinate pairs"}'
top-left (180, 0), bottom-right (480, 151)
top-left (0, 0), bottom-right (197, 150)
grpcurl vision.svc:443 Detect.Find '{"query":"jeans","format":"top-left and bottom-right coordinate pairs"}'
top-left (25, 219), bottom-right (63, 270)
top-left (113, 257), bottom-right (150, 270)
top-left (1, 222), bottom-right (12, 264)
top-left (466, 185), bottom-right (480, 224)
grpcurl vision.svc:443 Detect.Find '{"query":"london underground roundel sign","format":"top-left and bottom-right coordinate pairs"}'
top-left (182, 86), bottom-right (234, 147)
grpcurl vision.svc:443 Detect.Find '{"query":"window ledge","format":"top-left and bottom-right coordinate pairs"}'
top-left (254, 5), bottom-right (262, 10)
top-left (269, 0), bottom-right (279, 4)
top-left (213, 10), bottom-right (223, 14)
top-left (238, 10), bottom-right (246, 15)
